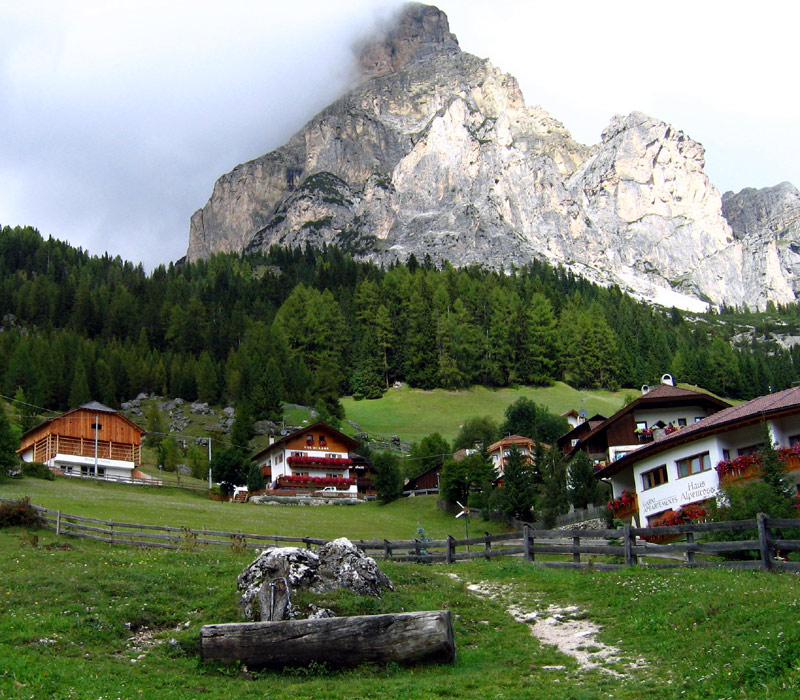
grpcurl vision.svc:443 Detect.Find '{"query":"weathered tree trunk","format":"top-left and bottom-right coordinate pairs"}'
top-left (200, 610), bottom-right (455, 669)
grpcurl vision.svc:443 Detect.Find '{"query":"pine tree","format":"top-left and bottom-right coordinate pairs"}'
top-left (568, 451), bottom-right (600, 509)
top-left (498, 445), bottom-right (536, 520)
top-left (145, 404), bottom-right (165, 451)
top-left (539, 446), bottom-right (570, 527)
top-left (68, 358), bottom-right (92, 407)
top-left (372, 451), bottom-right (403, 504)
top-left (247, 462), bottom-right (266, 492)
top-left (0, 405), bottom-right (19, 470)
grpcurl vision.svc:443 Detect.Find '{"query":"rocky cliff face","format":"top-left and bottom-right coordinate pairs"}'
top-left (187, 3), bottom-right (799, 311)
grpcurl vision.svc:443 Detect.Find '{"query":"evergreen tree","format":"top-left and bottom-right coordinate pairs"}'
top-left (0, 405), bottom-right (19, 471)
top-left (452, 416), bottom-right (499, 453)
top-left (756, 421), bottom-right (796, 508)
top-left (252, 359), bottom-right (283, 422)
top-left (439, 452), bottom-right (496, 506)
top-left (247, 462), bottom-right (266, 492)
top-left (372, 451), bottom-right (404, 504)
top-left (500, 397), bottom-right (569, 444)
top-left (186, 442), bottom-right (209, 481)
top-left (144, 403), bottom-right (165, 450)
top-left (497, 445), bottom-right (536, 520)
top-left (230, 402), bottom-right (254, 454)
top-left (407, 432), bottom-right (451, 479)
top-left (519, 292), bottom-right (559, 385)
top-left (568, 450), bottom-right (600, 509)
top-left (211, 447), bottom-right (249, 496)
top-left (195, 351), bottom-right (219, 404)
top-left (68, 358), bottom-right (92, 407)
top-left (12, 387), bottom-right (38, 432)
top-left (539, 446), bottom-right (570, 527)
top-left (158, 438), bottom-right (180, 472)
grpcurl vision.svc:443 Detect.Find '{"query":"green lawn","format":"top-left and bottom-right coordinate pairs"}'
top-left (0, 476), bottom-right (509, 542)
top-left (341, 382), bottom-right (630, 443)
top-left (2, 523), bottom-right (800, 700)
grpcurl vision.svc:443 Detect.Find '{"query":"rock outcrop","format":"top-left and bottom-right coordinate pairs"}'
top-left (187, 3), bottom-right (799, 311)
top-left (237, 538), bottom-right (394, 622)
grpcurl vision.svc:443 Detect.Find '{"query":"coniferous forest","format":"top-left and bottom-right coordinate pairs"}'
top-left (3, 224), bottom-right (800, 420)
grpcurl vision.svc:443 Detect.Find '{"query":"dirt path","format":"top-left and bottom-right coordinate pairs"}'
top-left (447, 574), bottom-right (643, 676)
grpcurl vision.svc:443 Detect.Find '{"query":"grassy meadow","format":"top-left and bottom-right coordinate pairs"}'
top-left (340, 382), bottom-right (632, 443)
top-left (0, 476), bottom-right (508, 542)
top-left (2, 515), bottom-right (800, 700)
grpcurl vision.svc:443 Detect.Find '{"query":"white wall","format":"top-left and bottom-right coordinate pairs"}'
top-left (633, 406), bottom-right (710, 428)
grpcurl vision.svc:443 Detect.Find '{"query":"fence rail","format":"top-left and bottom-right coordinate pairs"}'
top-left (3, 498), bottom-right (799, 571)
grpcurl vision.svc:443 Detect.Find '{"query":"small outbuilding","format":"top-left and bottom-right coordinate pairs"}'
top-left (17, 401), bottom-right (147, 482)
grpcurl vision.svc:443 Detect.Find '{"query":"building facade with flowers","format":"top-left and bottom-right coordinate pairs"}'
top-left (252, 422), bottom-right (368, 495)
top-left (558, 375), bottom-right (731, 466)
top-left (596, 385), bottom-right (800, 526)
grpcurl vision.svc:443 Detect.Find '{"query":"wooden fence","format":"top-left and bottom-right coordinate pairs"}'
top-left (5, 499), bottom-right (799, 572)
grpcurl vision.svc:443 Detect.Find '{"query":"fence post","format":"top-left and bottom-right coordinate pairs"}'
top-left (523, 525), bottom-right (532, 562)
top-left (484, 531), bottom-right (492, 561)
top-left (446, 535), bottom-right (455, 565)
top-left (56, 510), bottom-right (61, 536)
top-left (109, 519), bottom-right (114, 545)
top-left (757, 513), bottom-right (773, 571)
top-left (414, 539), bottom-right (421, 559)
top-left (685, 530), bottom-right (696, 567)
top-left (572, 535), bottom-right (581, 565)
top-left (623, 525), bottom-right (637, 567)
top-left (383, 539), bottom-right (392, 560)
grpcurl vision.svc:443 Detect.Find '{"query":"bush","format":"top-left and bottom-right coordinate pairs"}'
top-left (20, 461), bottom-right (54, 480)
top-left (0, 497), bottom-right (43, 528)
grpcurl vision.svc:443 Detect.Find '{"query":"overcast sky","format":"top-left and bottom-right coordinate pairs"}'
top-left (2, 0), bottom-right (798, 270)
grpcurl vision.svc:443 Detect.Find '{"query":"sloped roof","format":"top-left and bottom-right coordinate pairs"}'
top-left (252, 421), bottom-right (360, 461)
top-left (596, 385), bottom-right (800, 478)
top-left (568, 384), bottom-right (730, 455)
top-left (80, 401), bottom-right (117, 413)
top-left (20, 401), bottom-right (145, 440)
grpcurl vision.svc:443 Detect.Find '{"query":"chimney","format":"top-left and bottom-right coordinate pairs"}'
top-left (269, 435), bottom-right (276, 446)
top-left (661, 373), bottom-right (675, 386)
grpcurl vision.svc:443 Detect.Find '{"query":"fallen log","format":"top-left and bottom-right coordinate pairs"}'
top-left (200, 610), bottom-right (455, 669)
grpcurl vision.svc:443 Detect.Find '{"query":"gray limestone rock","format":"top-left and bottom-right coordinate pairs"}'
top-left (186, 2), bottom-right (797, 311)
top-left (237, 538), bottom-right (393, 622)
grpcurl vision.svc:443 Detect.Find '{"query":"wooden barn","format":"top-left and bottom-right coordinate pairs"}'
top-left (17, 401), bottom-right (148, 482)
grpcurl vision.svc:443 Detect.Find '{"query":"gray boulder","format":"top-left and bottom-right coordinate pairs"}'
top-left (237, 538), bottom-right (393, 622)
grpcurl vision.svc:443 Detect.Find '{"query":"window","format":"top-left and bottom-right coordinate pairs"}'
top-left (80, 466), bottom-right (89, 476)
top-left (636, 421), bottom-right (648, 431)
top-left (676, 452), bottom-right (710, 478)
top-left (694, 417), bottom-right (703, 423)
top-left (790, 435), bottom-right (800, 447)
top-left (642, 465), bottom-right (668, 490)
top-left (319, 435), bottom-right (327, 446)
top-left (306, 435), bottom-right (314, 445)
top-left (677, 418), bottom-right (687, 427)
top-left (292, 451), bottom-right (303, 457)
top-left (737, 444), bottom-right (763, 457)
top-left (97, 467), bottom-right (105, 477)
top-left (722, 449), bottom-right (730, 461)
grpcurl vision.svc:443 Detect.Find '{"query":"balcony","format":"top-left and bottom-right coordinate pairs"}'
top-left (286, 455), bottom-right (352, 469)
top-left (715, 450), bottom-right (800, 484)
top-left (607, 491), bottom-right (638, 519)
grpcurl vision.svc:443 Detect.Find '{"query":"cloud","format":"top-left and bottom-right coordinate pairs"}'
top-left (1, 0), bottom-right (798, 269)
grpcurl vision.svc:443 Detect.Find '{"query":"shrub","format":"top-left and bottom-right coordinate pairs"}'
top-left (0, 497), bottom-right (43, 528)
top-left (20, 461), bottom-right (54, 480)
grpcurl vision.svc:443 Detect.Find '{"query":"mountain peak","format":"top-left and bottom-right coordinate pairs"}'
top-left (356, 3), bottom-right (459, 81)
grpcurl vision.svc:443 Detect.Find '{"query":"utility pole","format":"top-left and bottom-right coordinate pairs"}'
top-left (207, 437), bottom-right (213, 488)
top-left (93, 414), bottom-right (99, 476)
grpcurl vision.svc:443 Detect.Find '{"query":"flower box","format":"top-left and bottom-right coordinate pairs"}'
top-left (608, 491), bottom-right (638, 519)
